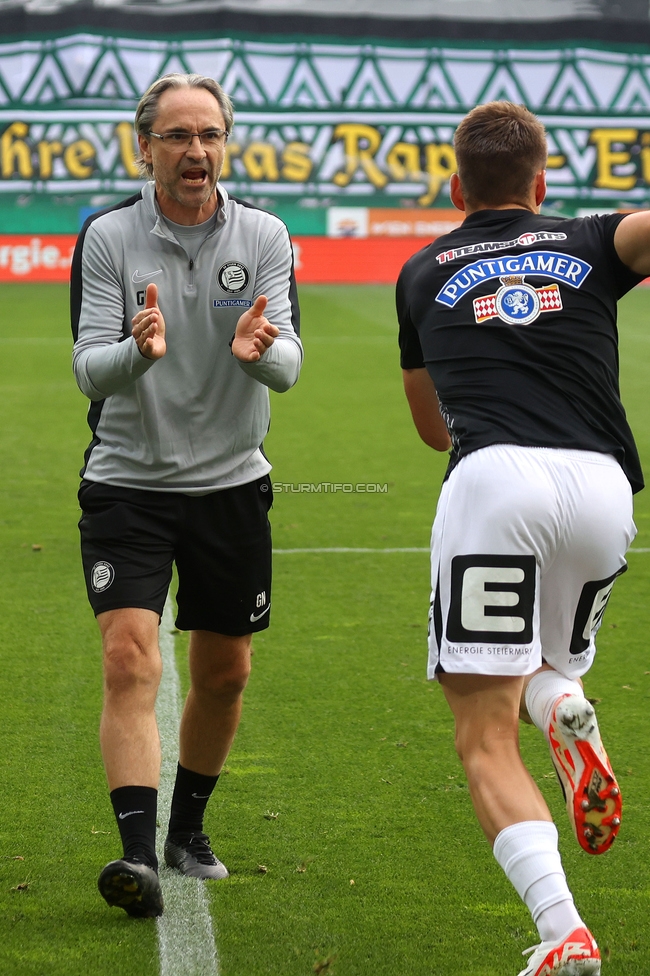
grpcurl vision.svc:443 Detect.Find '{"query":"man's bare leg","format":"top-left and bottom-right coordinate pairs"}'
top-left (164, 631), bottom-right (252, 879)
top-left (439, 671), bottom-right (587, 956)
top-left (96, 607), bottom-right (164, 917)
top-left (440, 672), bottom-right (551, 841)
top-left (98, 607), bottom-right (163, 789)
top-left (179, 630), bottom-right (252, 775)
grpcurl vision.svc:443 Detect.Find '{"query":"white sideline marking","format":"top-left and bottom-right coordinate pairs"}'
top-left (273, 547), bottom-right (650, 555)
top-left (156, 600), bottom-right (219, 976)
top-left (273, 547), bottom-right (429, 553)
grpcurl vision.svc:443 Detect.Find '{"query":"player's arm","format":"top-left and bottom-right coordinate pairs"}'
top-left (613, 211), bottom-right (650, 275)
top-left (402, 367), bottom-right (452, 452)
top-left (232, 224), bottom-right (302, 393)
top-left (396, 272), bottom-right (450, 451)
top-left (73, 223), bottom-right (157, 400)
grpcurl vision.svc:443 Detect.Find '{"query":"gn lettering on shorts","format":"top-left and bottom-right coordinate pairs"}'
top-left (446, 554), bottom-right (536, 645)
top-left (569, 565), bottom-right (627, 655)
top-left (436, 251), bottom-right (592, 308)
top-left (249, 590), bottom-right (270, 623)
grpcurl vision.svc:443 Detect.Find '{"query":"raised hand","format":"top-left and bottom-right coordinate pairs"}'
top-left (131, 283), bottom-right (167, 360)
top-left (231, 295), bottom-right (280, 362)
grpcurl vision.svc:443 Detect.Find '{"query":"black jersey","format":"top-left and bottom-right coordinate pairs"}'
top-left (397, 208), bottom-right (645, 493)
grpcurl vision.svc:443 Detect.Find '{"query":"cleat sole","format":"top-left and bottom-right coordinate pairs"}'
top-left (98, 859), bottom-right (163, 918)
top-left (549, 696), bottom-right (622, 855)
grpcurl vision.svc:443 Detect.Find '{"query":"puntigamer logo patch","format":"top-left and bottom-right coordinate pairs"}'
top-left (218, 262), bottom-right (249, 294)
top-left (436, 251), bottom-right (592, 307)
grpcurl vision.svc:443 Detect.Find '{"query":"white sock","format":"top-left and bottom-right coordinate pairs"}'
top-left (493, 821), bottom-right (583, 943)
top-left (525, 670), bottom-right (583, 737)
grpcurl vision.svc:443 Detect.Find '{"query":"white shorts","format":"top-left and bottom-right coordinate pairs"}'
top-left (428, 444), bottom-right (635, 681)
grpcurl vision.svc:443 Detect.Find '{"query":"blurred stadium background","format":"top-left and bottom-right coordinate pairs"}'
top-left (2, 3), bottom-right (650, 975)
top-left (1, 0), bottom-right (650, 282)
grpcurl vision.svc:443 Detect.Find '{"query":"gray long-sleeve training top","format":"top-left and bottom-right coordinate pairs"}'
top-left (71, 181), bottom-right (302, 493)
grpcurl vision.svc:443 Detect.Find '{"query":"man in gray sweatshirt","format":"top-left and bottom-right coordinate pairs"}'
top-left (71, 72), bottom-right (302, 917)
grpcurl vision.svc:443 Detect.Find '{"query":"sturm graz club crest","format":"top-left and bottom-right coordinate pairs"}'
top-left (473, 275), bottom-right (562, 326)
top-left (91, 560), bottom-right (115, 593)
top-left (217, 262), bottom-right (250, 294)
top-left (496, 276), bottom-right (540, 325)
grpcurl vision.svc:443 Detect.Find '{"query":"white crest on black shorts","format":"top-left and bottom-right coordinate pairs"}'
top-left (218, 262), bottom-right (249, 294)
top-left (91, 560), bottom-right (115, 593)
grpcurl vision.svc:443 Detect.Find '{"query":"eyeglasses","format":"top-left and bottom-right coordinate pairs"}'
top-left (148, 129), bottom-right (228, 150)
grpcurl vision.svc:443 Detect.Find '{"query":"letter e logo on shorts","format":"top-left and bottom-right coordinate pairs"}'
top-left (217, 262), bottom-right (250, 294)
top-left (447, 555), bottom-right (536, 644)
top-left (569, 565), bottom-right (626, 655)
top-left (91, 560), bottom-right (115, 593)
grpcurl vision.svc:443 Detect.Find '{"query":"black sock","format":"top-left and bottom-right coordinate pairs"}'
top-left (110, 786), bottom-right (158, 872)
top-left (168, 763), bottom-right (219, 835)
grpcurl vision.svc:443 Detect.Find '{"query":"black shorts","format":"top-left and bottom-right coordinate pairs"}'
top-left (78, 476), bottom-right (273, 636)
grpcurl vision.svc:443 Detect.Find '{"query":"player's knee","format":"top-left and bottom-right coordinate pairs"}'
top-left (102, 633), bottom-right (162, 693)
top-left (190, 632), bottom-right (252, 700)
top-left (196, 658), bottom-right (251, 701)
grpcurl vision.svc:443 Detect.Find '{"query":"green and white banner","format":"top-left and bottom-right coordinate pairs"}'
top-left (2, 32), bottom-right (650, 216)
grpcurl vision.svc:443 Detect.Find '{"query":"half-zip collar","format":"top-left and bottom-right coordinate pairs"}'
top-left (142, 180), bottom-right (229, 245)
top-left (141, 181), bottom-right (229, 293)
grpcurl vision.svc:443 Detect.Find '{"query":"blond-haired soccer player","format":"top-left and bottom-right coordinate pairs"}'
top-left (397, 101), bottom-right (648, 975)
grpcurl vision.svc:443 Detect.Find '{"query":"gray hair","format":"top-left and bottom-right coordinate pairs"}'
top-left (133, 73), bottom-right (234, 178)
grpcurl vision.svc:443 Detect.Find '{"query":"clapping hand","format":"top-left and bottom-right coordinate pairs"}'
top-left (231, 295), bottom-right (279, 362)
top-left (131, 283), bottom-right (167, 360)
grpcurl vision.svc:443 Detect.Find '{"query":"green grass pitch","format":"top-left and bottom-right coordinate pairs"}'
top-left (0, 283), bottom-right (648, 975)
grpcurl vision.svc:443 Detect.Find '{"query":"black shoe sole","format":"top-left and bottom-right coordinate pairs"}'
top-left (98, 859), bottom-right (164, 918)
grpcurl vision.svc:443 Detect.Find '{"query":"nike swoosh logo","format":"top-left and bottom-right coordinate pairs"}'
top-left (192, 793), bottom-right (211, 799)
top-left (250, 604), bottom-right (271, 623)
top-left (118, 809), bottom-right (145, 819)
top-left (131, 269), bottom-right (163, 283)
